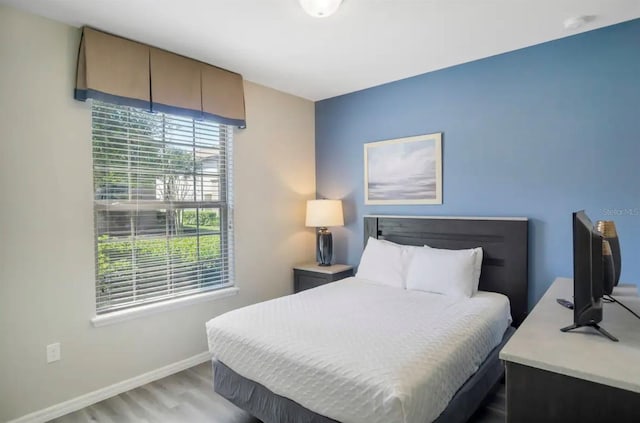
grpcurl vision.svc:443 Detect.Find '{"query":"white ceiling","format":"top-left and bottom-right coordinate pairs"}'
top-left (3, 0), bottom-right (640, 101)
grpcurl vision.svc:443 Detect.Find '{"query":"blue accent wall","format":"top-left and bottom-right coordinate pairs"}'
top-left (315, 19), bottom-right (640, 305)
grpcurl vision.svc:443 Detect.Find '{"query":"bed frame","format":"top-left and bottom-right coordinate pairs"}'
top-left (214, 215), bottom-right (529, 423)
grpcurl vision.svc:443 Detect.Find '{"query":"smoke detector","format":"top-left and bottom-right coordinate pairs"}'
top-left (563, 15), bottom-right (595, 30)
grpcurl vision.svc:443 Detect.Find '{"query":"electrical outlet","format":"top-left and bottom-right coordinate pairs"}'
top-left (46, 343), bottom-right (61, 363)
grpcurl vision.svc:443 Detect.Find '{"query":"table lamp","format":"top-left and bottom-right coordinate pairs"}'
top-left (306, 199), bottom-right (344, 266)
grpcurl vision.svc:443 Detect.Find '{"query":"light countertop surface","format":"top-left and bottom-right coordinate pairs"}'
top-left (293, 263), bottom-right (353, 274)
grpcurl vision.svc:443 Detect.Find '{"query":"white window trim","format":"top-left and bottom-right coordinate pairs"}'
top-left (91, 286), bottom-right (239, 327)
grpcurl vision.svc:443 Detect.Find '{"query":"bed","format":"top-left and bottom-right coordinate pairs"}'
top-left (206, 215), bottom-right (528, 423)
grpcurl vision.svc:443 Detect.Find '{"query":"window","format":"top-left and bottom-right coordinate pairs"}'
top-left (92, 101), bottom-right (233, 314)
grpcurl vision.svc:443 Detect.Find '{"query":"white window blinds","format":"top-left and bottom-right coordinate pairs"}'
top-left (92, 101), bottom-right (234, 314)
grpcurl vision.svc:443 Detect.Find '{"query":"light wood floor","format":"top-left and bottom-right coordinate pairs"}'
top-left (50, 362), bottom-right (506, 423)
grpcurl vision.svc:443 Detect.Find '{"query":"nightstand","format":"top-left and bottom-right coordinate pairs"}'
top-left (293, 263), bottom-right (354, 293)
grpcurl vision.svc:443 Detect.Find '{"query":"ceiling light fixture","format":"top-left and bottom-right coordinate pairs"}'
top-left (299, 0), bottom-right (343, 18)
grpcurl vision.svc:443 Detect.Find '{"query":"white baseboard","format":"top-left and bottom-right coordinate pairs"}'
top-left (8, 351), bottom-right (211, 423)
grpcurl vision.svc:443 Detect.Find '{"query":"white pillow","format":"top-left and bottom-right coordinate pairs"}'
top-left (369, 238), bottom-right (426, 283)
top-left (379, 239), bottom-right (423, 264)
top-left (425, 245), bottom-right (483, 294)
top-left (356, 237), bottom-right (408, 288)
top-left (406, 247), bottom-right (478, 298)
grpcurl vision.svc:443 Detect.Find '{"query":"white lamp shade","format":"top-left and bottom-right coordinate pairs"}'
top-left (299, 0), bottom-right (343, 18)
top-left (306, 199), bottom-right (344, 227)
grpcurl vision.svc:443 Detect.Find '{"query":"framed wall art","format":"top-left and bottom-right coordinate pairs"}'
top-left (364, 133), bottom-right (442, 205)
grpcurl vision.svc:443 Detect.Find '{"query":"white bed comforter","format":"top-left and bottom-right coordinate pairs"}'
top-left (206, 277), bottom-right (511, 423)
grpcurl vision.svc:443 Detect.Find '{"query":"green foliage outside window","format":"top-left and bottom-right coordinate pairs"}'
top-left (181, 210), bottom-right (220, 229)
top-left (97, 234), bottom-right (222, 298)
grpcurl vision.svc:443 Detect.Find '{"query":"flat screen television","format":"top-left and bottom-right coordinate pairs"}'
top-left (561, 211), bottom-right (618, 341)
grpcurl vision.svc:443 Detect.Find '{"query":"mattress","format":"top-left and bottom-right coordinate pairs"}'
top-left (206, 277), bottom-right (512, 423)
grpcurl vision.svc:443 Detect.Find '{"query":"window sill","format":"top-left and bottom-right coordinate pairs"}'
top-left (91, 286), bottom-right (240, 327)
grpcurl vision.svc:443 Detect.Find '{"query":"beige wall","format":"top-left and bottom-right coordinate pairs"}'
top-left (0, 6), bottom-right (316, 421)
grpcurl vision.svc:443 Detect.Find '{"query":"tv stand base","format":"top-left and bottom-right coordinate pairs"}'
top-left (560, 323), bottom-right (619, 342)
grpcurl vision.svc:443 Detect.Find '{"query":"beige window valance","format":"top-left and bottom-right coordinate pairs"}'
top-left (75, 27), bottom-right (246, 128)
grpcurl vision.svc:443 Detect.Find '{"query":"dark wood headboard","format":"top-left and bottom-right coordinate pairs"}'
top-left (364, 215), bottom-right (529, 326)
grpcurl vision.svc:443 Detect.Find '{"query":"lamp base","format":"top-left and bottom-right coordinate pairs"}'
top-left (596, 221), bottom-right (621, 287)
top-left (603, 240), bottom-right (615, 295)
top-left (316, 227), bottom-right (333, 266)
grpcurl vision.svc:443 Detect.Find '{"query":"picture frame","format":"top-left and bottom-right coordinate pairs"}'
top-left (364, 132), bottom-right (442, 205)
